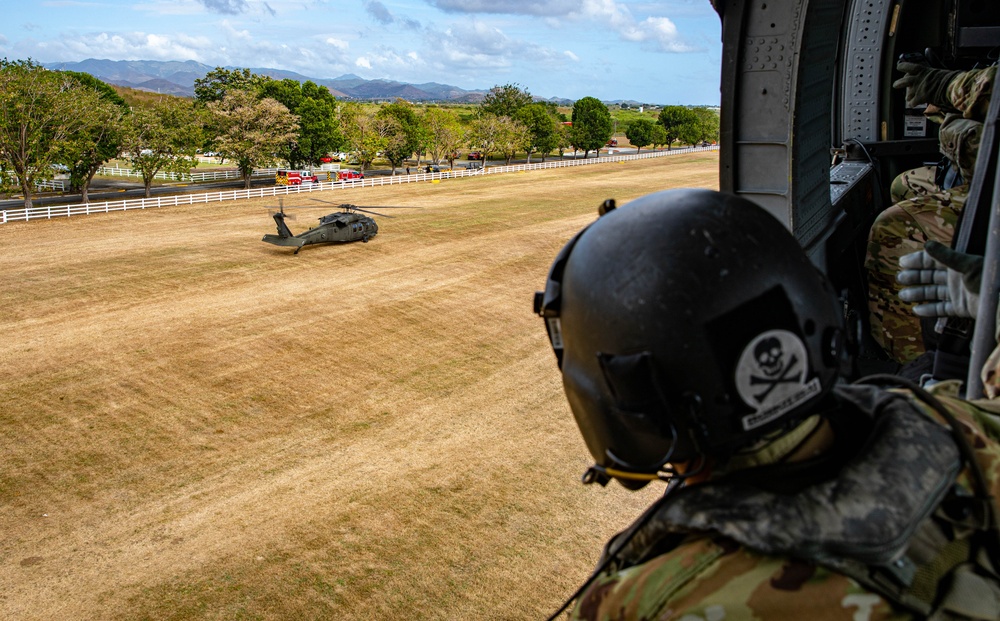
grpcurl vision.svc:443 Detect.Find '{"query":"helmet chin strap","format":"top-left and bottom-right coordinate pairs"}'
top-left (582, 423), bottom-right (708, 485)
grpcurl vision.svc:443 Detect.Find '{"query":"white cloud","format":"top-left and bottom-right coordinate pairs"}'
top-left (427, 0), bottom-right (699, 54)
top-left (429, 0), bottom-right (579, 16)
top-left (197, 0), bottom-right (249, 15)
top-left (365, 0), bottom-right (394, 25)
top-left (349, 46), bottom-right (427, 75)
top-left (447, 21), bottom-right (511, 56)
top-left (37, 31), bottom-right (212, 61)
top-left (221, 20), bottom-right (252, 41)
top-left (325, 37), bottom-right (349, 50)
top-left (133, 0), bottom-right (204, 16)
top-left (641, 16), bottom-right (693, 52)
top-left (564, 50), bottom-right (579, 62)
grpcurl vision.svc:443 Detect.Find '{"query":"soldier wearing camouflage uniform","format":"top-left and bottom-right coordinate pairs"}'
top-left (535, 189), bottom-right (1000, 620)
top-left (866, 63), bottom-right (994, 364)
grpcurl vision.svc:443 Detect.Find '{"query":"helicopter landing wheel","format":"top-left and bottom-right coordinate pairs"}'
top-left (362, 235), bottom-right (370, 243)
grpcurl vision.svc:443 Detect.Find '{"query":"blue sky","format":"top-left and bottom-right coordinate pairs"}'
top-left (1, 0), bottom-right (723, 104)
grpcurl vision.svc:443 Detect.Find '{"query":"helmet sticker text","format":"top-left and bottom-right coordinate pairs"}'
top-left (546, 317), bottom-right (563, 349)
top-left (734, 329), bottom-right (820, 430)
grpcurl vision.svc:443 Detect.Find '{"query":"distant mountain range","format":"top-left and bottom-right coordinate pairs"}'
top-left (41, 58), bottom-right (575, 104)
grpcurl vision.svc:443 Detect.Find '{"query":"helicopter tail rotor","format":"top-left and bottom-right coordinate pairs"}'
top-left (268, 199), bottom-right (297, 220)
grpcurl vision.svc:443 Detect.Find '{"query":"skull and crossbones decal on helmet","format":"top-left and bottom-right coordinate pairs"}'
top-left (734, 329), bottom-right (821, 431)
top-left (754, 337), bottom-right (785, 378)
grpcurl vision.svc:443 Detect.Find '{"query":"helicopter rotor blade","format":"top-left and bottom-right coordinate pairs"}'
top-left (352, 207), bottom-right (396, 218)
top-left (351, 205), bottom-right (421, 210)
top-left (267, 209), bottom-right (296, 220)
top-left (307, 198), bottom-right (346, 208)
top-left (306, 198), bottom-right (420, 210)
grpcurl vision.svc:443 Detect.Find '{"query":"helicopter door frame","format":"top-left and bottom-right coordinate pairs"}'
top-left (717, 0), bottom-right (845, 254)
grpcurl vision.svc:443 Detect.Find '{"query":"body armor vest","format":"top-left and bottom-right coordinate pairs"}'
top-left (603, 384), bottom-right (1000, 619)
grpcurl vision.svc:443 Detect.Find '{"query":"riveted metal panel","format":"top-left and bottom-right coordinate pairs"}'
top-left (840, 0), bottom-right (892, 141)
top-left (720, 0), bottom-right (846, 248)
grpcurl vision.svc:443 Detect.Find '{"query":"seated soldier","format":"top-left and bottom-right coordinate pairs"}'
top-left (897, 239), bottom-right (1000, 399)
top-left (535, 189), bottom-right (1000, 620)
top-left (866, 60), bottom-right (994, 364)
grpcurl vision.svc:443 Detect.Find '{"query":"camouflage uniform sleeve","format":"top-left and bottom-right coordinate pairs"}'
top-left (570, 537), bottom-right (910, 621)
top-left (946, 65), bottom-right (996, 121)
top-left (930, 394), bottom-right (1000, 502)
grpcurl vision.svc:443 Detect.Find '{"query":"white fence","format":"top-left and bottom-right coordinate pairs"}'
top-left (2, 146), bottom-right (717, 224)
top-left (34, 179), bottom-right (67, 192)
top-left (95, 166), bottom-right (280, 182)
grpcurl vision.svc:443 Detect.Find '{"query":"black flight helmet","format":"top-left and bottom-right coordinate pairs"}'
top-left (535, 189), bottom-right (843, 487)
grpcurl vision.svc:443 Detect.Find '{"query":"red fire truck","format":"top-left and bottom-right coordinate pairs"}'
top-left (336, 170), bottom-right (364, 181)
top-left (276, 170), bottom-right (319, 185)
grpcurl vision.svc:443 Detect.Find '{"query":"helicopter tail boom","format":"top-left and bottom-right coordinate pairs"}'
top-left (262, 234), bottom-right (306, 249)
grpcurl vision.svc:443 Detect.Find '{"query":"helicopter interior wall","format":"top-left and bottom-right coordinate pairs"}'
top-left (718, 0), bottom-right (1000, 375)
top-left (829, 0), bottom-right (998, 249)
top-left (718, 0), bottom-right (844, 249)
top-left (837, 0), bottom-right (999, 190)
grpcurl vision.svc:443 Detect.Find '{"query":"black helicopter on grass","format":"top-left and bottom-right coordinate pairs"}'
top-left (262, 199), bottom-right (411, 254)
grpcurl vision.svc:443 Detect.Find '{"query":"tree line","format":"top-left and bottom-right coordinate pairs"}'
top-left (0, 59), bottom-right (719, 210)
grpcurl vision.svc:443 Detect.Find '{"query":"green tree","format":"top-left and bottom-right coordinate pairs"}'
top-left (261, 79), bottom-right (344, 169)
top-left (479, 83), bottom-right (533, 118)
top-left (658, 106), bottom-right (700, 150)
top-left (499, 117), bottom-right (531, 164)
top-left (0, 59), bottom-right (95, 209)
top-left (651, 124), bottom-right (668, 149)
top-left (340, 103), bottom-right (402, 174)
top-left (194, 67), bottom-right (271, 105)
top-left (58, 71), bottom-right (129, 204)
top-left (514, 103), bottom-right (559, 163)
top-left (209, 90), bottom-right (299, 189)
top-left (422, 107), bottom-right (464, 168)
top-left (377, 99), bottom-right (422, 175)
top-left (556, 122), bottom-right (572, 156)
top-left (691, 107), bottom-right (720, 144)
top-left (120, 97), bottom-right (201, 197)
top-left (625, 118), bottom-right (657, 153)
top-left (570, 97), bottom-right (613, 157)
top-left (467, 113), bottom-right (507, 167)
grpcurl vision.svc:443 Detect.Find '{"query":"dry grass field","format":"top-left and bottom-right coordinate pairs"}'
top-left (0, 153), bottom-right (719, 620)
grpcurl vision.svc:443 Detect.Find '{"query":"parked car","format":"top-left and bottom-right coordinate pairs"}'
top-left (467, 151), bottom-right (483, 160)
top-left (606, 139), bottom-right (618, 147)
